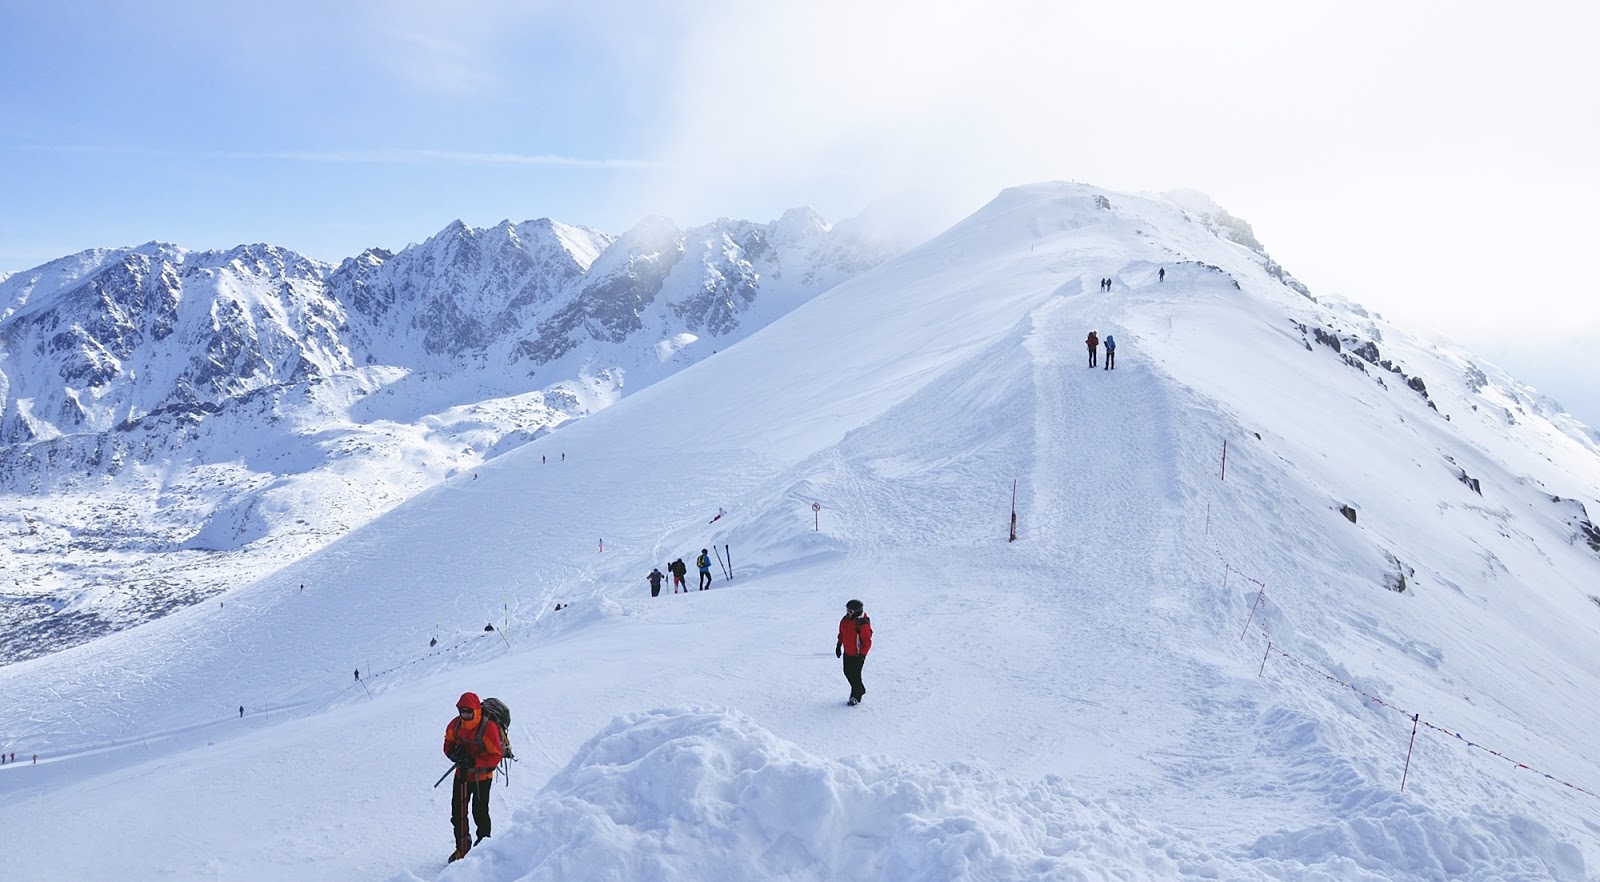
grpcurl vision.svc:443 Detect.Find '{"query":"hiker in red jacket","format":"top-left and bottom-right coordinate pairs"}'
top-left (835, 599), bottom-right (873, 705)
top-left (1086, 331), bottom-right (1099, 367)
top-left (443, 692), bottom-right (504, 862)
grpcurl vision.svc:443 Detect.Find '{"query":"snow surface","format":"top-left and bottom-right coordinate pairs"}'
top-left (2, 183), bottom-right (1599, 881)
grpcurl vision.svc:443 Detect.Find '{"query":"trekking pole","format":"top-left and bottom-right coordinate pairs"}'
top-left (434, 764), bottom-right (457, 788)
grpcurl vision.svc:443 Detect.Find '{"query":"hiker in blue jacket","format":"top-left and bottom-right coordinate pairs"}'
top-left (1104, 335), bottom-right (1116, 371)
top-left (696, 549), bottom-right (713, 590)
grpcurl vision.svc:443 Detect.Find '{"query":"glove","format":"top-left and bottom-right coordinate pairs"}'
top-left (835, 644), bottom-right (843, 658)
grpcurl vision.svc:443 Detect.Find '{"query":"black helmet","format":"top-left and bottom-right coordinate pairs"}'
top-left (845, 599), bottom-right (864, 613)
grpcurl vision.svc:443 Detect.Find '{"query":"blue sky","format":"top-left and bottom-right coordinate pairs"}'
top-left (3, 1), bottom-right (1598, 424)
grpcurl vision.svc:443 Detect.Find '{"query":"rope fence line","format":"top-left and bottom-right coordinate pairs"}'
top-left (1216, 548), bottom-right (1600, 802)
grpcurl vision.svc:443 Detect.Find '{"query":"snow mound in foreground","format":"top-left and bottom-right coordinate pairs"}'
top-left (413, 707), bottom-right (1272, 881)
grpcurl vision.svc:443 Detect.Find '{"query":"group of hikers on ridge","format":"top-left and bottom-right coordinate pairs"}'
top-left (1101, 267), bottom-right (1164, 291)
top-left (648, 549), bottom-right (716, 596)
top-left (1085, 331), bottom-right (1116, 370)
top-left (438, 597), bottom-right (875, 862)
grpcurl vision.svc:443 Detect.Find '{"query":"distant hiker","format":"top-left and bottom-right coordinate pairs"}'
top-left (561, 452), bottom-right (565, 461)
top-left (239, 706), bottom-right (244, 718)
top-left (300, 584), bottom-right (304, 593)
top-left (670, 558), bottom-right (688, 593)
top-left (709, 507), bottom-right (725, 524)
top-left (697, 549), bottom-right (713, 590)
top-left (430, 637), bottom-right (438, 648)
top-left (1086, 331), bottom-right (1099, 367)
top-left (835, 599), bottom-right (873, 706)
top-left (648, 567), bottom-right (665, 598)
top-left (354, 669), bottom-right (361, 681)
top-left (1159, 267), bottom-right (1166, 282)
top-left (542, 454), bottom-right (546, 464)
top-left (443, 692), bottom-right (505, 863)
top-left (1104, 335), bottom-right (1116, 371)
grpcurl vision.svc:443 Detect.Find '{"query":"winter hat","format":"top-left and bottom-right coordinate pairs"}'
top-left (457, 692), bottom-right (481, 711)
top-left (845, 599), bottom-right (864, 613)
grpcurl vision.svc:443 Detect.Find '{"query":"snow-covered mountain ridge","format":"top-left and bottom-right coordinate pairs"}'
top-left (0, 208), bottom-right (897, 663)
top-left (2, 182), bottom-right (1599, 880)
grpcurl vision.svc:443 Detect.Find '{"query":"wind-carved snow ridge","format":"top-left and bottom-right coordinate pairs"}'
top-left (403, 709), bottom-right (1586, 881)
top-left (394, 708), bottom-right (1277, 882)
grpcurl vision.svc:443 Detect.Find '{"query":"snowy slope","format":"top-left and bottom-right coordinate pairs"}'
top-left (0, 207), bottom-right (895, 663)
top-left (0, 183), bottom-right (1597, 881)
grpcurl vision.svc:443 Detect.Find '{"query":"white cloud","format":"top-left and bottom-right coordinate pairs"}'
top-left (646, 0), bottom-right (1600, 338)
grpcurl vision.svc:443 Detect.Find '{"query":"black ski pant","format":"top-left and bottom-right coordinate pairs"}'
top-left (1088, 346), bottom-right (1097, 367)
top-left (842, 654), bottom-right (867, 701)
top-left (699, 570), bottom-right (712, 590)
top-left (1104, 350), bottom-right (1115, 370)
top-left (651, 583), bottom-right (661, 597)
top-left (451, 774), bottom-right (493, 849)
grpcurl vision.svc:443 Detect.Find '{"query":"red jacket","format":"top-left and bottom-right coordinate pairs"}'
top-left (837, 614), bottom-right (873, 657)
top-left (444, 692), bottom-right (504, 782)
top-left (1086, 333), bottom-right (1099, 349)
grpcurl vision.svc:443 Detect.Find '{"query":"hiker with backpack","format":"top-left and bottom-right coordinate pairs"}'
top-left (835, 599), bottom-right (873, 706)
top-left (696, 549), bottom-right (713, 590)
top-left (670, 558), bottom-right (688, 593)
top-left (443, 692), bottom-right (507, 863)
top-left (1104, 335), bottom-right (1116, 370)
top-left (1085, 331), bottom-right (1099, 367)
top-left (648, 567), bottom-right (665, 598)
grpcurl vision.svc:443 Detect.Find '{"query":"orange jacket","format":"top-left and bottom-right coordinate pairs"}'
top-left (444, 692), bottom-right (504, 782)
top-left (837, 614), bottom-right (873, 657)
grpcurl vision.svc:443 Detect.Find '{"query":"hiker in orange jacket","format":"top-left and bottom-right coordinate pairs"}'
top-left (835, 599), bottom-right (874, 705)
top-left (1086, 331), bottom-right (1099, 367)
top-left (443, 692), bottom-right (504, 862)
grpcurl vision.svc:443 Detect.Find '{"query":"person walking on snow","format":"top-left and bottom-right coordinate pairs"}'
top-left (443, 692), bottom-right (505, 863)
top-left (836, 599), bottom-right (873, 705)
top-left (1085, 331), bottom-right (1099, 367)
top-left (647, 567), bottom-right (665, 598)
top-left (696, 549), bottom-right (713, 590)
top-left (670, 558), bottom-right (688, 593)
top-left (1159, 267), bottom-right (1166, 282)
top-left (1104, 335), bottom-right (1116, 370)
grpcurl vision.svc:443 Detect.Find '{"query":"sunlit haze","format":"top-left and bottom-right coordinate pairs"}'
top-left (3, 0), bottom-right (1596, 420)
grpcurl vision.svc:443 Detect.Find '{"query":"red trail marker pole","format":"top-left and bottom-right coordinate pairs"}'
top-left (1401, 714), bottom-right (1422, 791)
top-left (1239, 582), bottom-right (1266, 641)
top-left (1009, 480), bottom-right (1018, 542)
